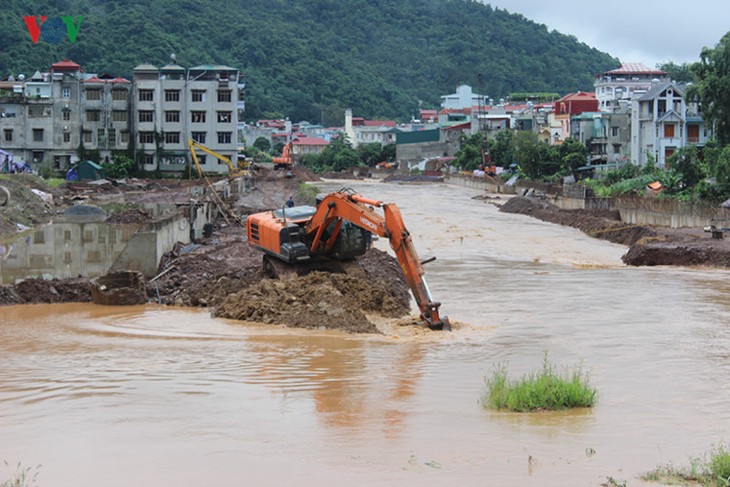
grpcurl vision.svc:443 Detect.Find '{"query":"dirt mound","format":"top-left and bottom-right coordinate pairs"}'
top-left (214, 271), bottom-right (403, 333)
top-left (5, 278), bottom-right (92, 304)
top-left (622, 242), bottom-right (730, 267)
top-left (106, 208), bottom-right (153, 224)
top-left (0, 174), bottom-right (65, 235)
top-left (499, 196), bottom-right (656, 246)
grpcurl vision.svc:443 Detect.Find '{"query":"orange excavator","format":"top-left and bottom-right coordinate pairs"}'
top-left (246, 189), bottom-right (450, 330)
top-left (272, 142), bottom-right (292, 170)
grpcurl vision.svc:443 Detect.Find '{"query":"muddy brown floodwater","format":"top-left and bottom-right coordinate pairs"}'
top-left (2, 180), bottom-right (730, 486)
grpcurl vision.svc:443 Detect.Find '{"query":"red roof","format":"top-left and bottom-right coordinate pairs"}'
top-left (293, 137), bottom-right (329, 146)
top-left (604, 63), bottom-right (666, 75)
top-left (83, 76), bottom-right (104, 83)
top-left (363, 120), bottom-right (396, 127)
top-left (51, 59), bottom-right (82, 71)
top-left (111, 77), bottom-right (130, 84)
top-left (444, 122), bottom-right (472, 131)
top-left (556, 91), bottom-right (596, 102)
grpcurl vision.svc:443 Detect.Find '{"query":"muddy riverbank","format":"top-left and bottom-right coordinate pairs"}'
top-left (498, 195), bottom-right (730, 267)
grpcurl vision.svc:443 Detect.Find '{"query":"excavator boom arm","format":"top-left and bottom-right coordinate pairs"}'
top-left (188, 139), bottom-right (241, 176)
top-left (305, 191), bottom-right (448, 330)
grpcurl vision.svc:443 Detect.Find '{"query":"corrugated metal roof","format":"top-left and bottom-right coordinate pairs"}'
top-left (606, 63), bottom-right (666, 75)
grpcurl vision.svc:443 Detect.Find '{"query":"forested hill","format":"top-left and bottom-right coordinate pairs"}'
top-left (1, 0), bottom-right (617, 122)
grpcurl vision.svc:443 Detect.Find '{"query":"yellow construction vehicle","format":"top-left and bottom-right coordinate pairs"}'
top-left (188, 139), bottom-right (249, 178)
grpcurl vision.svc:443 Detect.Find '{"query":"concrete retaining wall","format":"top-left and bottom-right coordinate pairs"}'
top-left (445, 174), bottom-right (730, 229)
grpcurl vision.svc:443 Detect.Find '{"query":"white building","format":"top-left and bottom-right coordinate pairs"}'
top-left (595, 63), bottom-right (669, 112)
top-left (440, 84), bottom-right (486, 110)
top-left (132, 63), bottom-right (243, 173)
top-left (630, 81), bottom-right (709, 167)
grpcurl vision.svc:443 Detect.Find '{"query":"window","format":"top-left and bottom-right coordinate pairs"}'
top-left (3, 129), bottom-right (12, 142)
top-left (138, 89), bottom-right (153, 102)
top-left (86, 89), bottom-right (101, 101)
top-left (33, 231), bottom-right (45, 244)
top-left (192, 90), bottom-right (205, 102)
top-left (191, 131), bottom-right (206, 144)
top-left (165, 90), bottom-right (180, 102)
top-left (32, 151), bottom-right (44, 162)
top-left (108, 128), bottom-right (116, 146)
top-left (613, 144), bottom-right (621, 154)
top-left (98, 129), bottom-right (106, 146)
top-left (165, 111), bottom-right (180, 123)
top-left (112, 110), bottom-right (127, 122)
top-left (83, 130), bottom-right (92, 143)
top-left (138, 110), bottom-right (154, 123)
top-left (217, 111), bottom-right (232, 123)
top-left (86, 110), bottom-right (101, 122)
top-left (63, 110), bottom-right (70, 121)
top-left (112, 89), bottom-right (127, 101)
top-left (139, 131), bottom-right (155, 144)
top-left (191, 111), bottom-right (206, 123)
top-left (62, 87), bottom-right (71, 99)
top-left (164, 132), bottom-right (180, 144)
top-left (33, 128), bottom-right (43, 142)
top-left (611, 127), bottom-right (619, 137)
top-left (143, 154), bottom-right (155, 165)
top-left (120, 131), bottom-right (129, 144)
top-left (664, 123), bottom-right (675, 138)
top-left (217, 131), bottom-right (232, 144)
top-left (217, 90), bottom-right (231, 102)
top-left (63, 132), bottom-right (71, 143)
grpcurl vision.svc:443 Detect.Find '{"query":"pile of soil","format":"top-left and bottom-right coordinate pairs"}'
top-left (0, 278), bottom-right (92, 305)
top-left (499, 196), bottom-right (730, 268)
top-left (150, 239), bottom-right (411, 333)
top-left (106, 208), bottom-right (153, 224)
top-left (0, 174), bottom-right (66, 235)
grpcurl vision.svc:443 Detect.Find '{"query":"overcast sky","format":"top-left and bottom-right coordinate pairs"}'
top-left (484, 0), bottom-right (728, 68)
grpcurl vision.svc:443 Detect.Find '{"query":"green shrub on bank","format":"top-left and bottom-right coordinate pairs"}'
top-left (481, 354), bottom-right (597, 412)
top-left (642, 444), bottom-right (730, 486)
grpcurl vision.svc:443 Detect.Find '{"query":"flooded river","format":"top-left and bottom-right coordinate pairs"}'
top-left (2, 180), bottom-right (729, 486)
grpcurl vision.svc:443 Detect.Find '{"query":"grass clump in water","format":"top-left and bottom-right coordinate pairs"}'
top-left (481, 353), bottom-right (597, 412)
top-left (642, 445), bottom-right (730, 486)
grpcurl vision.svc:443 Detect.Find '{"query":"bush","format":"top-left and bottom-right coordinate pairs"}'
top-left (643, 444), bottom-right (730, 486)
top-left (481, 353), bottom-right (597, 412)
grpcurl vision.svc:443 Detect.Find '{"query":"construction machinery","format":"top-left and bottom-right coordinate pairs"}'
top-left (272, 142), bottom-right (292, 171)
top-left (246, 189), bottom-right (449, 330)
top-left (188, 139), bottom-right (249, 178)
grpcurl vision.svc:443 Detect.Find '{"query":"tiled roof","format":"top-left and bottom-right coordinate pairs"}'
top-left (293, 137), bottom-right (329, 146)
top-left (606, 63), bottom-right (666, 75)
top-left (51, 59), bottom-right (82, 71)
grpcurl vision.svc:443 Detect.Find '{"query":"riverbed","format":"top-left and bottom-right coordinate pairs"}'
top-left (1, 180), bottom-right (729, 486)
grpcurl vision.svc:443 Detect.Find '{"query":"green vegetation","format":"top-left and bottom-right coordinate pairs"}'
top-left (642, 444), bottom-right (730, 486)
top-left (690, 31), bottom-right (730, 145)
top-left (481, 354), bottom-right (597, 412)
top-left (1, 461), bottom-right (41, 487)
top-left (300, 137), bottom-right (394, 174)
top-left (0, 0), bottom-right (616, 122)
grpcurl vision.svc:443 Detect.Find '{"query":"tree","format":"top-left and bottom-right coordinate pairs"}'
top-left (689, 31), bottom-right (730, 144)
top-left (559, 137), bottom-right (588, 174)
top-left (356, 142), bottom-right (382, 167)
top-left (453, 133), bottom-right (484, 171)
top-left (102, 154), bottom-right (136, 178)
top-left (489, 129), bottom-right (514, 166)
top-left (657, 61), bottom-right (695, 83)
top-left (253, 136), bottom-right (271, 153)
top-left (667, 145), bottom-right (705, 188)
top-left (512, 131), bottom-right (559, 179)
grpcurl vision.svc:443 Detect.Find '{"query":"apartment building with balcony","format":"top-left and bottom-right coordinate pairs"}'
top-left (132, 63), bottom-right (242, 173)
top-left (630, 81), bottom-right (710, 168)
top-left (595, 63), bottom-right (669, 112)
top-left (0, 59), bottom-right (131, 170)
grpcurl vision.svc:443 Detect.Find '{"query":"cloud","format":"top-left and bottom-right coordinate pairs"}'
top-left (484, 0), bottom-right (728, 67)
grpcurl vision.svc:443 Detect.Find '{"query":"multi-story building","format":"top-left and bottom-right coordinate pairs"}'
top-left (630, 81), bottom-right (710, 167)
top-left (595, 63), bottom-right (669, 112)
top-left (0, 59), bottom-right (244, 175)
top-left (0, 60), bottom-right (132, 169)
top-left (572, 110), bottom-right (631, 168)
top-left (132, 63), bottom-right (243, 173)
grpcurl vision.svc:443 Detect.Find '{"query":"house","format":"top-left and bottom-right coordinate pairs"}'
top-left (553, 92), bottom-right (598, 144)
top-left (441, 85), bottom-right (487, 110)
top-left (595, 63), bottom-right (669, 112)
top-left (291, 136), bottom-right (328, 159)
top-left (572, 110), bottom-right (631, 169)
top-left (344, 109), bottom-right (398, 147)
top-left (630, 81), bottom-right (709, 167)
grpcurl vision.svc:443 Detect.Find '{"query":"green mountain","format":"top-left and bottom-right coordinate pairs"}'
top-left (1, 0), bottom-right (617, 122)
